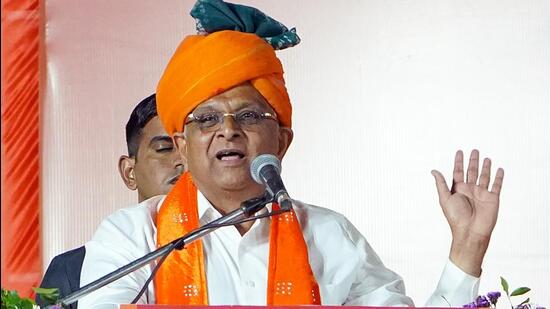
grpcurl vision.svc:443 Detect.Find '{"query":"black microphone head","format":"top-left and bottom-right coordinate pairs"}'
top-left (250, 154), bottom-right (281, 185)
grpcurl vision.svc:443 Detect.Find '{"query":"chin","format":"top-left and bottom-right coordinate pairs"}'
top-left (216, 174), bottom-right (256, 191)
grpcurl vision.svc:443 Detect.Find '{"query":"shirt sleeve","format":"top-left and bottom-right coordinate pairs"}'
top-left (425, 260), bottom-right (480, 306)
top-left (341, 219), bottom-right (414, 306)
top-left (78, 206), bottom-right (157, 308)
top-left (340, 217), bottom-right (478, 307)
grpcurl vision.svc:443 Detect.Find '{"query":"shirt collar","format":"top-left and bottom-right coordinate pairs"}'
top-left (197, 190), bottom-right (219, 223)
top-left (198, 190), bottom-right (273, 231)
top-left (155, 191), bottom-right (273, 230)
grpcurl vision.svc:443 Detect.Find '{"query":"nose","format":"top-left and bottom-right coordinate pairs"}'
top-left (216, 114), bottom-right (242, 140)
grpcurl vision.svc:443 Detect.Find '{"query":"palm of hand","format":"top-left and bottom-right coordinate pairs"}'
top-left (443, 182), bottom-right (500, 238)
top-left (432, 150), bottom-right (504, 239)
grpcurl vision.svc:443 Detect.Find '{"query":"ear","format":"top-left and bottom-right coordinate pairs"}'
top-left (118, 155), bottom-right (137, 190)
top-left (172, 133), bottom-right (188, 167)
top-left (276, 127), bottom-right (294, 159)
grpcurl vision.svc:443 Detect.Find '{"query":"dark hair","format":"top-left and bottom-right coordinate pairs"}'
top-left (125, 93), bottom-right (158, 158)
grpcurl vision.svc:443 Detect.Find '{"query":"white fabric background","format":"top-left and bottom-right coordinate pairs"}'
top-left (42, 0), bottom-right (549, 306)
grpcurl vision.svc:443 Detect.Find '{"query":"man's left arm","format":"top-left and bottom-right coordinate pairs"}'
top-left (429, 149), bottom-right (505, 305)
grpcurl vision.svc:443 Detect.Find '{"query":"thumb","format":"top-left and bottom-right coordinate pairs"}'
top-left (431, 170), bottom-right (451, 205)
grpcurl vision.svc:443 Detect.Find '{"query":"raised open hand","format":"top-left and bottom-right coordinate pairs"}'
top-left (431, 149), bottom-right (504, 276)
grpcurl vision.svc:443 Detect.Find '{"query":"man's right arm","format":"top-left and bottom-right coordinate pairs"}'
top-left (79, 203), bottom-right (159, 308)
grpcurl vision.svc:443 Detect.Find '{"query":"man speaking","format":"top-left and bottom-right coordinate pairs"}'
top-left (79, 0), bottom-right (504, 307)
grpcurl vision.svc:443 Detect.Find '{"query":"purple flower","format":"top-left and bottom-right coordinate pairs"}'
top-left (463, 302), bottom-right (477, 308)
top-left (487, 291), bottom-right (501, 305)
top-left (476, 295), bottom-right (491, 308)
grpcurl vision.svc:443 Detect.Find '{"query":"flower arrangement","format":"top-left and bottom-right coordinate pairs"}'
top-left (464, 277), bottom-right (545, 309)
top-left (1, 288), bottom-right (60, 309)
top-left (1, 289), bottom-right (36, 309)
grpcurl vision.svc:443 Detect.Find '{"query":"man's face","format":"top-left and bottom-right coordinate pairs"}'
top-left (119, 116), bottom-right (184, 202)
top-left (174, 83), bottom-right (293, 197)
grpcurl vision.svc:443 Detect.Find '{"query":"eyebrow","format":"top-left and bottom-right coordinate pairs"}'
top-left (148, 135), bottom-right (173, 147)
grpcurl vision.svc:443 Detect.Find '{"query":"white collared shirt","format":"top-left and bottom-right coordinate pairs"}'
top-left (79, 193), bottom-right (479, 308)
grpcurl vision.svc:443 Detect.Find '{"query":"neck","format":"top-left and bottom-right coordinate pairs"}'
top-left (199, 186), bottom-right (265, 235)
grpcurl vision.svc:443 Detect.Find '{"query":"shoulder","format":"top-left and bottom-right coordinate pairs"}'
top-left (40, 246), bottom-right (85, 294)
top-left (91, 195), bottom-right (164, 243)
top-left (50, 246), bottom-right (85, 266)
top-left (291, 200), bottom-right (364, 245)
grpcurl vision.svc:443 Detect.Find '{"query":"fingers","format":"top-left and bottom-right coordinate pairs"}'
top-left (431, 170), bottom-right (451, 204)
top-left (452, 150), bottom-right (464, 187)
top-left (491, 168), bottom-right (505, 195)
top-left (454, 149), bottom-right (503, 194)
top-left (466, 149), bottom-right (480, 184)
top-left (479, 158), bottom-right (491, 189)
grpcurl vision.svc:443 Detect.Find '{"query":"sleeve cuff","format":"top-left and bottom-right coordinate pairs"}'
top-left (427, 259), bottom-right (480, 307)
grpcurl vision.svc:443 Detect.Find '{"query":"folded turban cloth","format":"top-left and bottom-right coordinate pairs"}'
top-left (157, 0), bottom-right (300, 135)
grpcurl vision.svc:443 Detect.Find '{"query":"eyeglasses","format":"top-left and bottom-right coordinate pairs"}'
top-left (186, 109), bottom-right (278, 132)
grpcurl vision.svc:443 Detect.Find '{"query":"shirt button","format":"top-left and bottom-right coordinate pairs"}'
top-left (246, 280), bottom-right (255, 288)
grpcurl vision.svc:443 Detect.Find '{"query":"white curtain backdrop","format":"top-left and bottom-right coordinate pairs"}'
top-left (42, 0), bottom-right (550, 305)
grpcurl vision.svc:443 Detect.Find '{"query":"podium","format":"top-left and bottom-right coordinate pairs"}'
top-left (120, 305), bottom-right (464, 309)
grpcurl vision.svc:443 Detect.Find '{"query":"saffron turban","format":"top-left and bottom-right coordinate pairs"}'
top-left (156, 0), bottom-right (300, 135)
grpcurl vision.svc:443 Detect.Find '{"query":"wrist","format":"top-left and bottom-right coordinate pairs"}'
top-left (449, 232), bottom-right (490, 277)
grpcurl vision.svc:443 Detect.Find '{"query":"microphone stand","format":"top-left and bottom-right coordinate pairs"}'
top-left (58, 192), bottom-right (273, 307)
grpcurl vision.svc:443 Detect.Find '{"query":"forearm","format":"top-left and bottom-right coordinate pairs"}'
top-left (449, 231), bottom-right (490, 277)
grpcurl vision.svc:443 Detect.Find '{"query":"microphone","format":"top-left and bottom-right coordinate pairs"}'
top-left (250, 154), bottom-right (293, 210)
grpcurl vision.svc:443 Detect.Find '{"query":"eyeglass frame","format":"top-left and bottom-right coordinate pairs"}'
top-left (184, 109), bottom-right (279, 132)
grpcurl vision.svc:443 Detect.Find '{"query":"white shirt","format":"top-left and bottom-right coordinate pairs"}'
top-left (79, 193), bottom-right (479, 308)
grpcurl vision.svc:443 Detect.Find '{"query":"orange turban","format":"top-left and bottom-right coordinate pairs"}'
top-left (156, 30), bottom-right (292, 135)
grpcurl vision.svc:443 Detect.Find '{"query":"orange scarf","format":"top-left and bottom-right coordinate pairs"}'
top-left (155, 172), bottom-right (320, 305)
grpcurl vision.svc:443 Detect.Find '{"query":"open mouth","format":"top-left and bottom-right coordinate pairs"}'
top-left (216, 149), bottom-right (245, 161)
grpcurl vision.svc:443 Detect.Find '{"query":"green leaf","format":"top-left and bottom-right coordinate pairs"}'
top-left (40, 294), bottom-right (60, 305)
top-left (33, 287), bottom-right (59, 296)
top-left (501, 276), bottom-right (510, 295)
top-left (518, 298), bottom-right (530, 306)
top-left (20, 298), bottom-right (35, 309)
top-left (7, 290), bottom-right (19, 298)
top-left (33, 287), bottom-right (60, 305)
top-left (0, 288), bottom-right (39, 308)
top-left (4, 292), bottom-right (21, 305)
top-left (510, 287), bottom-right (530, 296)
